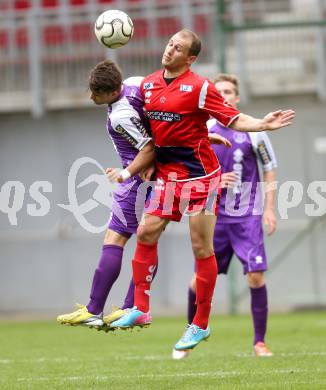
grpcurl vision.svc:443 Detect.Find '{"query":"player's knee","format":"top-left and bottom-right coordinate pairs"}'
top-left (136, 224), bottom-right (150, 242)
top-left (136, 224), bottom-right (156, 244)
top-left (191, 242), bottom-right (214, 259)
top-left (103, 229), bottom-right (128, 246)
top-left (247, 271), bottom-right (265, 288)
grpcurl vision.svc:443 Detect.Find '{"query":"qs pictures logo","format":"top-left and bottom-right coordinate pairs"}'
top-left (0, 157), bottom-right (134, 234)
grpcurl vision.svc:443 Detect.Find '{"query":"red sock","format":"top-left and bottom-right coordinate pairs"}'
top-left (132, 241), bottom-right (158, 312)
top-left (192, 254), bottom-right (218, 329)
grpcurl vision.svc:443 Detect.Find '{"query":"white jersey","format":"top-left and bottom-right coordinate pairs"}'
top-left (248, 132), bottom-right (277, 171)
top-left (107, 77), bottom-right (151, 168)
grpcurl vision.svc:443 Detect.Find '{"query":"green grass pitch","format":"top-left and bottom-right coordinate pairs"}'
top-left (0, 312), bottom-right (325, 389)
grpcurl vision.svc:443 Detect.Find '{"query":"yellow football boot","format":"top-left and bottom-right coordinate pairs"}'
top-left (57, 304), bottom-right (103, 327)
top-left (102, 305), bottom-right (128, 331)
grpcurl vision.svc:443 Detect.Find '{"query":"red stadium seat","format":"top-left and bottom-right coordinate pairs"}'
top-left (42, 0), bottom-right (59, 7)
top-left (156, 17), bottom-right (180, 36)
top-left (98, 0), bottom-right (141, 2)
top-left (133, 18), bottom-right (149, 39)
top-left (0, 30), bottom-right (8, 49)
top-left (14, 0), bottom-right (31, 9)
top-left (43, 26), bottom-right (65, 45)
top-left (0, 1), bottom-right (9, 12)
top-left (70, 23), bottom-right (92, 43)
top-left (194, 15), bottom-right (209, 34)
top-left (15, 27), bottom-right (28, 47)
top-left (69, 0), bottom-right (87, 6)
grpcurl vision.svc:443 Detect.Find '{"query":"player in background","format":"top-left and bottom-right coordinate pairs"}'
top-left (108, 29), bottom-right (294, 354)
top-left (57, 60), bottom-right (156, 329)
top-left (178, 73), bottom-right (277, 359)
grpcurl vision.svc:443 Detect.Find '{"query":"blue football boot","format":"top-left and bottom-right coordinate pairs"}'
top-left (109, 306), bottom-right (151, 329)
top-left (174, 324), bottom-right (210, 351)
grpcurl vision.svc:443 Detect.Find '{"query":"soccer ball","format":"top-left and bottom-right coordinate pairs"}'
top-left (94, 10), bottom-right (134, 49)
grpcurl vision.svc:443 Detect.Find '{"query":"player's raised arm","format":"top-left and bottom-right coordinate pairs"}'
top-left (199, 80), bottom-right (295, 133)
top-left (229, 109), bottom-right (295, 132)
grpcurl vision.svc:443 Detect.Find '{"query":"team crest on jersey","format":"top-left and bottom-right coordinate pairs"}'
top-left (160, 96), bottom-right (166, 103)
top-left (233, 132), bottom-right (247, 144)
top-left (180, 84), bottom-right (193, 92)
top-left (255, 255), bottom-right (263, 264)
top-left (233, 148), bottom-right (244, 163)
top-left (145, 91), bottom-right (152, 98)
top-left (144, 82), bottom-right (154, 89)
top-left (155, 178), bottom-right (165, 191)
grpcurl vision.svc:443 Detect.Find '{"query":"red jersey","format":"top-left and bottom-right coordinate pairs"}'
top-left (141, 69), bottom-right (240, 181)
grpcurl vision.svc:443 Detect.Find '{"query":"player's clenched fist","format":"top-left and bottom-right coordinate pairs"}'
top-left (106, 167), bottom-right (131, 183)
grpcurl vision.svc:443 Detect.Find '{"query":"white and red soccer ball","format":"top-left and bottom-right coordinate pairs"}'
top-left (94, 9), bottom-right (134, 49)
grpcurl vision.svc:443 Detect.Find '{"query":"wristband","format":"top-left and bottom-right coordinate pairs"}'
top-left (120, 168), bottom-right (131, 181)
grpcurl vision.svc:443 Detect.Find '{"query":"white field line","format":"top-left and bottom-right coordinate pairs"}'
top-left (0, 357), bottom-right (80, 364)
top-left (239, 380), bottom-right (326, 389)
top-left (12, 368), bottom-right (326, 383)
top-left (1, 351), bottom-right (326, 365)
top-left (236, 351), bottom-right (326, 358)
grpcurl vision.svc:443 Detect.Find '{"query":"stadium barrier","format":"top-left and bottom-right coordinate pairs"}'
top-left (0, 0), bottom-right (325, 116)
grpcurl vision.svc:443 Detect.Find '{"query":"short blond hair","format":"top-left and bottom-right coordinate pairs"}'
top-left (212, 73), bottom-right (240, 96)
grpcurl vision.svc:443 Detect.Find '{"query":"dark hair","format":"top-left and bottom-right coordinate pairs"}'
top-left (178, 29), bottom-right (201, 57)
top-left (88, 60), bottom-right (122, 94)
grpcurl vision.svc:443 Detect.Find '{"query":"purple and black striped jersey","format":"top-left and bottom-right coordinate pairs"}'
top-left (208, 120), bottom-right (277, 222)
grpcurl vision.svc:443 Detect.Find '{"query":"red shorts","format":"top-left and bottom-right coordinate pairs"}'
top-left (145, 172), bottom-right (221, 222)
